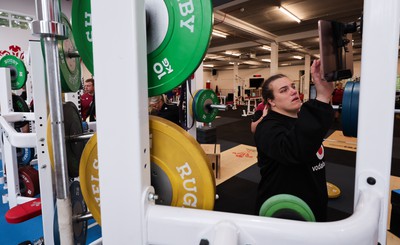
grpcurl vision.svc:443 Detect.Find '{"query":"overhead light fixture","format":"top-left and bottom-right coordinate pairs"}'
top-left (279, 6), bottom-right (301, 23)
top-left (262, 59), bottom-right (271, 63)
top-left (203, 64), bottom-right (214, 68)
top-left (292, 55), bottom-right (303, 60)
top-left (225, 51), bottom-right (241, 56)
top-left (212, 30), bottom-right (228, 38)
top-left (261, 45), bottom-right (271, 51)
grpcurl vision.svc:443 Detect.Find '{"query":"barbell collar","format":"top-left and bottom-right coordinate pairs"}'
top-left (31, 20), bottom-right (67, 39)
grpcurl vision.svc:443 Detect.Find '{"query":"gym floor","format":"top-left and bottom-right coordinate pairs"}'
top-left (1, 105), bottom-right (399, 244)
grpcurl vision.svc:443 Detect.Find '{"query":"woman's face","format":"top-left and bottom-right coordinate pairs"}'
top-left (268, 77), bottom-right (302, 117)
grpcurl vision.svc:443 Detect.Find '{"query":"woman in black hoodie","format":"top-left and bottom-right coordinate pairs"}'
top-left (254, 60), bottom-right (334, 222)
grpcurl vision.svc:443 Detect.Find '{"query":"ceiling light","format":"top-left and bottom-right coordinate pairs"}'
top-left (203, 64), bottom-right (214, 68)
top-left (225, 51), bottom-right (241, 56)
top-left (279, 6), bottom-right (301, 23)
top-left (292, 55), bottom-right (303, 60)
top-left (261, 45), bottom-right (271, 51)
top-left (262, 59), bottom-right (271, 62)
top-left (212, 30), bottom-right (228, 38)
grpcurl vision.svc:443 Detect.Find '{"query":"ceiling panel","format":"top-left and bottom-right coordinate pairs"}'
top-left (206, 0), bottom-right (364, 70)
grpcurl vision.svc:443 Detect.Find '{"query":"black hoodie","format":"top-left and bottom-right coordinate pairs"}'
top-left (254, 99), bottom-right (334, 221)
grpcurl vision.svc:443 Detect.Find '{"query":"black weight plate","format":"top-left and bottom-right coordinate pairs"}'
top-left (70, 180), bottom-right (88, 245)
top-left (64, 102), bottom-right (85, 177)
top-left (12, 94), bottom-right (30, 129)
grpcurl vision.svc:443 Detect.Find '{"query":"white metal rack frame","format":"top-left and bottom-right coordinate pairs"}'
top-left (0, 40), bottom-right (57, 243)
top-left (23, 0), bottom-right (398, 244)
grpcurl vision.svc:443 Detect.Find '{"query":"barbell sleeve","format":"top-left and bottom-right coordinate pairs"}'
top-left (73, 212), bottom-right (93, 223)
top-left (66, 132), bottom-right (94, 142)
top-left (209, 104), bottom-right (227, 111)
top-left (67, 50), bottom-right (80, 58)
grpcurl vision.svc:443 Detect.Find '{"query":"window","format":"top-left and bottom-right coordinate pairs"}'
top-left (0, 10), bottom-right (33, 30)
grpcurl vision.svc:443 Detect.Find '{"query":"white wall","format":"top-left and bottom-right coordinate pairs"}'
top-left (0, 0), bottom-right (93, 86)
top-left (0, 0), bottom-right (72, 17)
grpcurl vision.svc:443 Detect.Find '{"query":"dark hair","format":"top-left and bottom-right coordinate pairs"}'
top-left (84, 78), bottom-right (94, 85)
top-left (261, 74), bottom-right (288, 105)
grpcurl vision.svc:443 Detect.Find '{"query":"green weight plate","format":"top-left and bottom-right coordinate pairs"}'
top-left (193, 89), bottom-right (219, 123)
top-left (191, 90), bottom-right (201, 120)
top-left (147, 0), bottom-right (213, 96)
top-left (71, 0), bottom-right (212, 94)
top-left (59, 13), bottom-right (81, 92)
top-left (259, 194), bottom-right (316, 222)
top-left (12, 94), bottom-right (30, 129)
top-left (0, 55), bottom-right (27, 90)
top-left (71, 0), bottom-right (93, 75)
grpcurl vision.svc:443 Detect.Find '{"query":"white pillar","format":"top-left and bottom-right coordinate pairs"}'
top-left (354, 0), bottom-right (400, 244)
top-left (270, 42), bottom-right (279, 75)
top-left (303, 54), bottom-right (311, 101)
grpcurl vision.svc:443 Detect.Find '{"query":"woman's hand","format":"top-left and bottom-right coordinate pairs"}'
top-left (262, 104), bottom-right (268, 118)
top-left (311, 59), bottom-right (334, 104)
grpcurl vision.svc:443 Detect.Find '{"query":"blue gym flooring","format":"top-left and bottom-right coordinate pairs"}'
top-left (0, 160), bottom-right (102, 244)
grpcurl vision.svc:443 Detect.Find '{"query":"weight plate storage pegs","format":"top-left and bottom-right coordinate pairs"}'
top-left (79, 116), bottom-right (216, 225)
top-left (0, 55), bottom-right (28, 90)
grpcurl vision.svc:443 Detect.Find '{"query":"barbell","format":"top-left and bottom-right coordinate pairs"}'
top-left (191, 89), bottom-right (227, 123)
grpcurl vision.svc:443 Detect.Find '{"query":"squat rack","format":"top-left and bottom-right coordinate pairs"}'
top-left (35, 0), bottom-right (399, 244)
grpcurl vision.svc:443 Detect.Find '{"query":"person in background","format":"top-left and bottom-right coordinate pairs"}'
top-left (250, 100), bottom-right (268, 133)
top-left (149, 94), bottom-right (180, 126)
top-left (254, 60), bottom-right (334, 222)
top-left (331, 82), bottom-right (344, 121)
top-left (80, 78), bottom-right (95, 121)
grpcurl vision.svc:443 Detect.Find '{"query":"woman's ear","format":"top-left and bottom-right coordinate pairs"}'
top-left (267, 99), bottom-right (275, 107)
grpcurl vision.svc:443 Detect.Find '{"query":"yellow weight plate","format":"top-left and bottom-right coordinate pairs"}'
top-left (79, 133), bottom-right (101, 224)
top-left (79, 116), bottom-right (215, 225)
top-left (327, 182), bottom-right (341, 199)
top-left (150, 115), bottom-right (215, 209)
